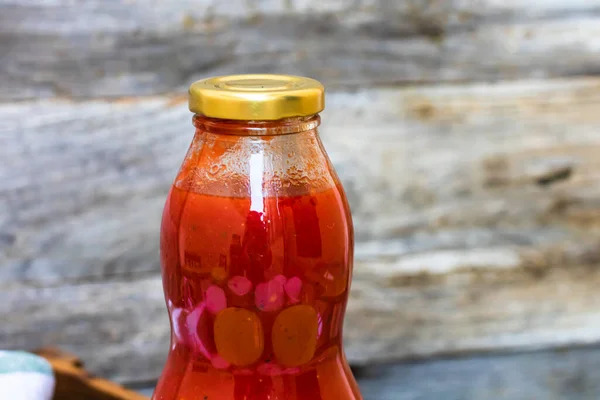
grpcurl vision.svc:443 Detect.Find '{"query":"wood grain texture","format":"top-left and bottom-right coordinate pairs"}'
top-left (3, 77), bottom-right (600, 383)
top-left (353, 346), bottom-right (600, 400)
top-left (2, 0), bottom-right (600, 99)
top-left (3, 77), bottom-right (600, 285)
top-left (3, 250), bottom-right (600, 384)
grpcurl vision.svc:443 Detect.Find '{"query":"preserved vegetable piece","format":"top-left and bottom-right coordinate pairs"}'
top-left (272, 305), bottom-right (319, 367)
top-left (214, 308), bottom-right (264, 366)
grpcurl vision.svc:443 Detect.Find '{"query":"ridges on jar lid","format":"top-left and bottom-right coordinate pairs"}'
top-left (188, 74), bottom-right (325, 121)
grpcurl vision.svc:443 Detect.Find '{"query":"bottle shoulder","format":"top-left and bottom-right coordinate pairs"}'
top-left (174, 129), bottom-right (342, 199)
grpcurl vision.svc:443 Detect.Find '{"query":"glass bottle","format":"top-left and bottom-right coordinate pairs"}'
top-left (153, 75), bottom-right (362, 400)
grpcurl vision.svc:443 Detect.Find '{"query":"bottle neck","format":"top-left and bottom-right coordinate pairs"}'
top-left (177, 113), bottom-right (335, 198)
top-left (192, 114), bottom-right (321, 136)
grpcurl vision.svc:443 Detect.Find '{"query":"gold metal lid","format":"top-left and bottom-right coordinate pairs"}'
top-left (189, 74), bottom-right (325, 120)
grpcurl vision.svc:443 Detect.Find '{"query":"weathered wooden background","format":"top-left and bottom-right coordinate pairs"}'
top-left (2, 0), bottom-right (600, 396)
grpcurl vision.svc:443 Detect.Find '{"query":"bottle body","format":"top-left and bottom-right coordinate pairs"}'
top-left (153, 115), bottom-right (362, 400)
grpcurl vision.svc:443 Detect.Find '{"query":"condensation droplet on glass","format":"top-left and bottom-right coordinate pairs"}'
top-left (208, 164), bottom-right (225, 175)
top-left (209, 164), bottom-right (219, 175)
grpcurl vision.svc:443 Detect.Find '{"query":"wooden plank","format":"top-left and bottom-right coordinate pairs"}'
top-left (353, 346), bottom-right (600, 400)
top-left (4, 77), bottom-right (600, 382)
top-left (3, 77), bottom-right (600, 285)
top-left (346, 253), bottom-right (600, 364)
top-left (0, 278), bottom-right (167, 384)
top-left (1, 0), bottom-right (600, 99)
top-left (36, 348), bottom-right (148, 400)
top-left (3, 250), bottom-right (600, 384)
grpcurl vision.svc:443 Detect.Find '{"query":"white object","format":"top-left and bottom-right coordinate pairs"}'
top-left (0, 351), bottom-right (55, 400)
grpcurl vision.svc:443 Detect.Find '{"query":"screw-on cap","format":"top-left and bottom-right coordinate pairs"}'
top-left (189, 74), bottom-right (325, 120)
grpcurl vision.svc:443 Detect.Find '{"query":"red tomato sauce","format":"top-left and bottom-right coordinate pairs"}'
top-left (154, 183), bottom-right (361, 399)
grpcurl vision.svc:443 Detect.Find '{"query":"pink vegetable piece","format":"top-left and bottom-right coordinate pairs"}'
top-left (228, 276), bottom-right (252, 296)
top-left (255, 279), bottom-right (285, 312)
top-left (273, 275), bottom-right (287, 286)
top-left (211, 355), bottom-right (231, 369)
top-left (205, 285), bottom-right (227, 314)
top-left (285, 276), bottom-right (302, 303)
